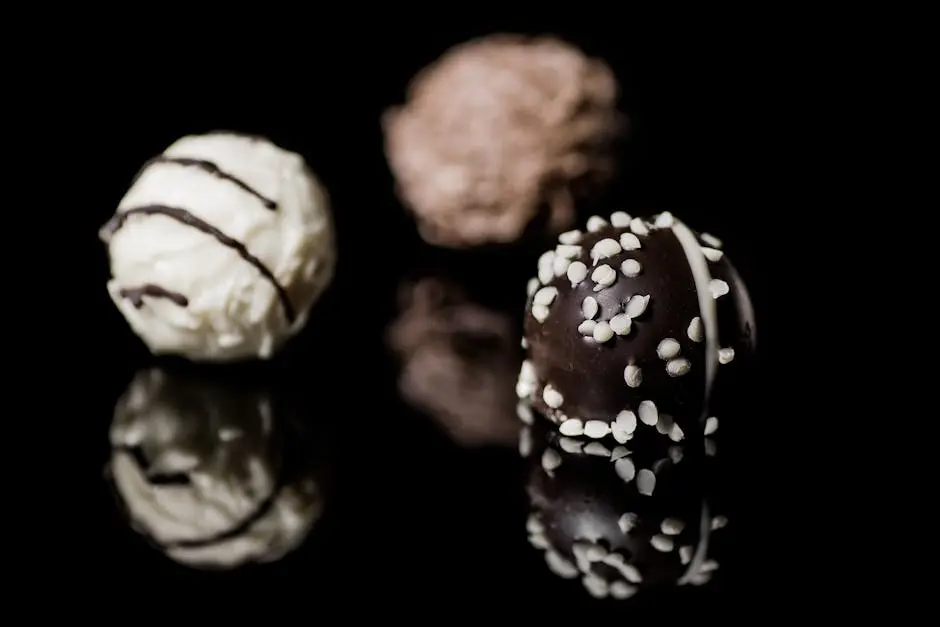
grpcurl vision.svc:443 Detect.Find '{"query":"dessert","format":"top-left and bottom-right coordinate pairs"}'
top-left (100, 132), bottom-right (335, 362)
top-left (383, 34), bottom-right (624, 248)
top-left (518, 211), bottom-right (755, 442)
top-left (522, 420), bottom-right (729, 599)
top-left (108, 369), bottom-right (324, 569)
top-left (387, 278), bottom-right (521, 448)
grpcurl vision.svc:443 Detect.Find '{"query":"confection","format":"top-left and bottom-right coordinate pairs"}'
top-left (518, 211), bottom-right (755, 442)
top-left (108, 369), bottom-right (323, 569)
top-left (100, 132), bottom-right (335, 361)
top-left (383, 34), bottom-right (624, 248)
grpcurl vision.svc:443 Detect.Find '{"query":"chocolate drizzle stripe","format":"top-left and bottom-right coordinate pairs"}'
top-left (141, 156), bottom-right (277, 209)
top-left (120, 284), bottom-right (189, 308)
top-left (102, 205), bottom-right (296, 323)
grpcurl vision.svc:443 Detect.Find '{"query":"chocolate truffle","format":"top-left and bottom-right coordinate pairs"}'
top-left (517, 211), bottom-right (755, 442)
top-left (100, 132), bottom-right (335, 362)
top-left (522, 420), bottom-right (729, 599)
top-left (108, 369), bottom-right (323, 569)
top-left (383, 34), bottom-right (624, 248)
top-left (387, 278), bottom-right (522, 448)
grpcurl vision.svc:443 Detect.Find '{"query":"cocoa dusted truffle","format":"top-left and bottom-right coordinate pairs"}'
top-left (522, 420), bottom-right (729, 599)
top-left (383, 34), bottom-right (624, 248)
top-left (517, 212), bottom-right (755, 443)
top-left (387, 278), bottom-right (522, 448)
top-left (108, 369), bottom-right (325, 569)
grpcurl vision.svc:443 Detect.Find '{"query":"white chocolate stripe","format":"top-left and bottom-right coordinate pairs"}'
top-left (671, 221), bottom-right (719, 421)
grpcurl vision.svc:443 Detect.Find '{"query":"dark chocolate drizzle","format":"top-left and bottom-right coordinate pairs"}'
top-left (142, 156), bottom-right (277, 209)
top-left (120, 284), bottom-right (189, 308)
top-left (101, 205), bottom-right (296, 323)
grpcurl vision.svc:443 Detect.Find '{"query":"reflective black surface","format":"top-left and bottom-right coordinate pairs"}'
top-left (67, 24), bottom-right (771, 616)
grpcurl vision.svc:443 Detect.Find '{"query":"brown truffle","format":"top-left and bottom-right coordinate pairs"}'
top-left (383, 34), bottom-right (625, 248)
top-left (387, 278), bottom-right (522, 447)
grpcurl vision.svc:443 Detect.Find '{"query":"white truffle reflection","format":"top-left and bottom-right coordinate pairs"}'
top-left (108, 369), bottom-right (323, 569)
top-left (387, 278), bottom-right (522, 448)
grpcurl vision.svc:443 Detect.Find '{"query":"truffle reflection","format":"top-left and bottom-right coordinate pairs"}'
top-left (387, 278), bottom-right (521, 447)
top-left (108, 369), bottom-right (324, 569)
top-left (521, 419), bottom-right (728, 600)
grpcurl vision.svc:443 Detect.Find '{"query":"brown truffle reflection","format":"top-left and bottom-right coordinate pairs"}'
top-left (383, 34), bottom-right (625, 248)
top-left (387, 278), bottom-right (522, 447)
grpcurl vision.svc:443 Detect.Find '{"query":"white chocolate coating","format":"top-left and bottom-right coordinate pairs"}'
top-left (102, 132), bottom-right (335, 361)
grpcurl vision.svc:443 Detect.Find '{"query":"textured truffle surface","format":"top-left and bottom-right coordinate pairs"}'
top-left (387, 278), bottom-right (521, 447)
top-left (518, 212), bottom-right (755, 442)
top-left (383, 34), bottom-right (624, 248)
top-left (109, 369), bottom-right (323, 569)
top-left (522, 421), bottom-right (728, 599)
top-left (101, 132), bottom-right (335, 362)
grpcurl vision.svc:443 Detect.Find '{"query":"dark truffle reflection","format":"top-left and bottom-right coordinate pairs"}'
top-left (387, 278), bottom-right (523, 447)
top-left (521, 419), bottom-right (728, 600)
top-left (108, 369), bottom-right (324, 569)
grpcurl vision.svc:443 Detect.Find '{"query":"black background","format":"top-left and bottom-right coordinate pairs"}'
top-left (56, 20), bottom-right (776, 618)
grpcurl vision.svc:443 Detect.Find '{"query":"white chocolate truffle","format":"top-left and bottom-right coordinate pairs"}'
top-left (100, 132), bottom-right (336, 361)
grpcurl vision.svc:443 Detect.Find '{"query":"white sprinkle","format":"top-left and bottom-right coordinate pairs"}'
top-left (533, 286), bottom-right (558, 307)
top-left (526, 514), bottom-right (544, 534)
top-left (542, 385), bottom-right (564, 408)
top-left (687, 317), bottom-right (704, 342)
top-left (711, 515), bottom-right (728, 530)
top-left (526, 278), bottom-right (539, 296)
top-left (610, 581), bottom-right (637, 599)
top-left (701, 232), bottom-right (723, 248)
top-left (578, 320), bottom-right (597, 335)
top-left (586, 545), bottom-right (608, 561)
top-left (650, 535), bottom-right (674, 552)
top-left (618, 513), bottom-right (638, 534)
top-left (610, 446), bottom-right (630, 461)
top-left (624, 365), bottom-right (642, 388)
top-left (590, 238), bottom-right (621, 265)
top-left (620, 259), bottom-right (642, 277)
top-left (704, 416), bottom-right (719, 435)
top-left (661, 518), bottom-right (685, 535)
top-left (532, 304), bottom-right (550, 322)
top-left (515, 379), bottom-right (534, 400)
top-left (584, 442), bottom-right (611, 456)
top-left (669, 424), bottom-right (685, 442)
top-left (624, 294), bottom-right (650, 318)
top-left (520, 360), bottom-right (536, 382)
top-left (555, 244), bottom-right (582, 259)
top-left (581, 296), bottom-right (599, 319)
top-left (718, 347), bottom-right (735, 364)
top-left (520, 337), bottom-right (528, 349)
top-left (619, 232), bottom-right (641, 251)
top-left (679, 545), bottom-right (693, 565)
top-left (656, 338), bottom-right (681, 360)
top-left (558, 229), bottom-right (582, 245)
top-left (638, 400), bottom-right (658, 426)
top-left (519, 427), bottom-right (532, 457)
top-left (560, 418), bottom-right (584, 436)
top-left (702, 246), bottom-right (723, 262)
top-left (609, 314), bottom-right (632, 335)
top-left (610, 211), bottom-right (632, 227)
top-left (629, 217), bottom-right (649, 236)
top-left (528, 532), bottom-right (549, 549)
top-left (552, 255), bottom-right (571, 277)
top-left (636, 469), bottom-right (656, 495)
top-left (700, 559), bottom-right (720, 573)
top-left (545, 550), bottom-right (579, 578)
top-left (709, 278), bottom-right (730, 299)
top-left (538, 250), bottom-right (555, 268)
top-left (559, 437), bottom-right (582, 454)
top-left (538, 264), bottom-right (553, 284)
top-left (612, 428), bottom-right (632, 444)
top-left (516, 402), bottom-right (533, 424)
top-left (586, 215), bottom-right (608, 232)
top-left (666, 358), bottom-right (691, 377)
top-left (585, 420), bottom-right (611, 439)
top-left (566, 261), bottom-right (588, 286)
top-left (582, 574), bottom-right (609, 598)
top-left (592, 321), bottom-right (614, 343)
top-left (591, 264), bottom-right (616, 290)
top-left (541, 448), bottom-right (562, 472)
top-left (654, 211), bottom-right (675, 228)
top-left (615, 457), bottom-right (636, 481)
top-left (656, 413), bottom-right (674, 435)
top-left (615, 410), bottom-right (637, 434)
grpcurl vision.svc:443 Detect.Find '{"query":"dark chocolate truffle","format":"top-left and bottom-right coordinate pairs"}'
top-left (517, 211), bottom-right (755, 443)
top-left (522, 420), bottom-right (729, 599)
top-left (108, 369), bottom-right (325, 569)
top-left (383, 34), bottom-right (625, 248)
top-left (387, 278), bottom-right (522, 448)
